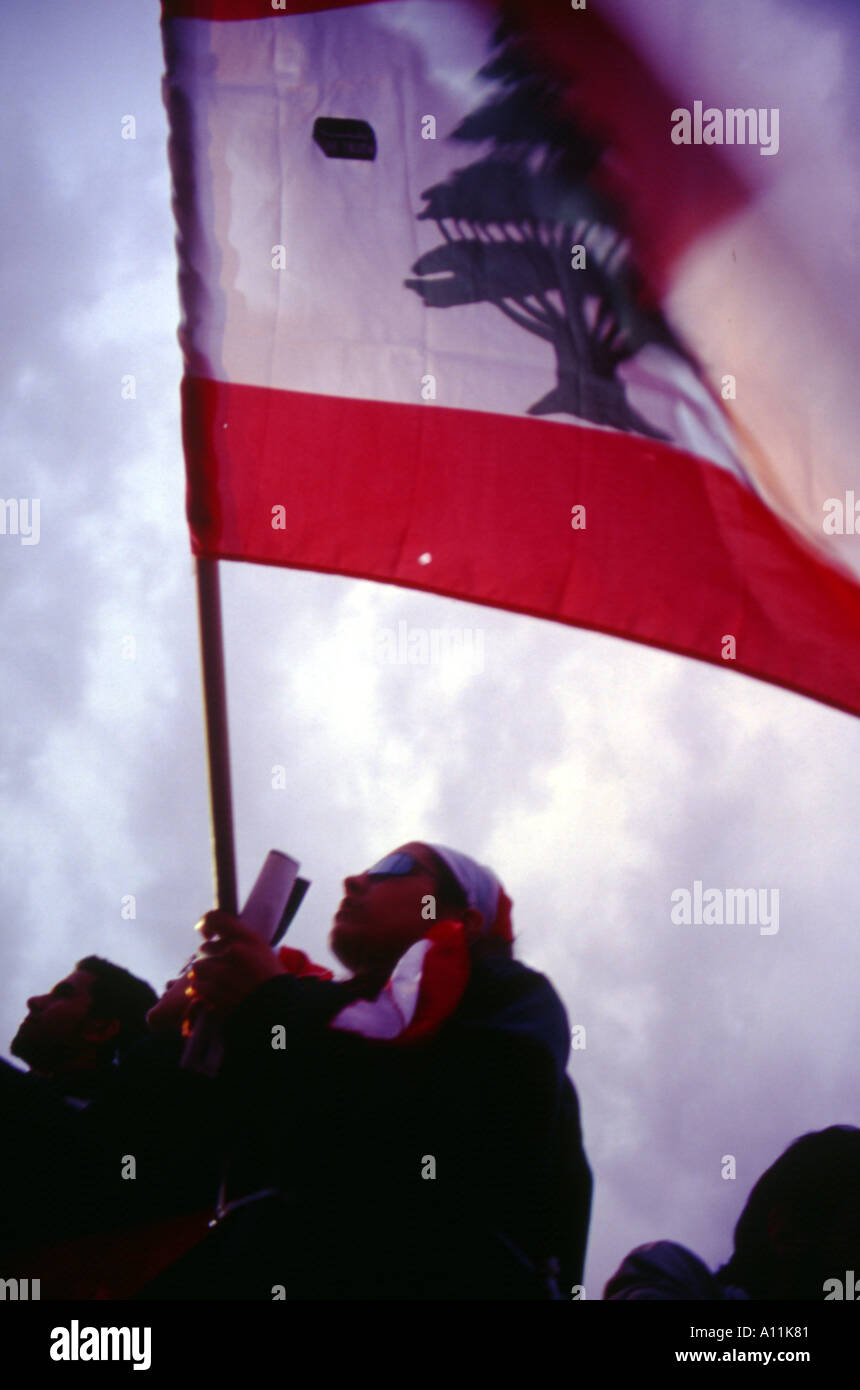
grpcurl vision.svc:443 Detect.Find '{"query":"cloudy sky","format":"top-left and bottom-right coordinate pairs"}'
top-left (1, 0), bottom-right (859, 1302)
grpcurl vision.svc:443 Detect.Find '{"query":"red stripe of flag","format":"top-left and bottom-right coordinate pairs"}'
top-left (184, 377), bottom-right (860, 718)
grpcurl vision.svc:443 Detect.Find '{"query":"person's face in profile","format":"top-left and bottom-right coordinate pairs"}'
top-left (329, 842), bottom-right (451, 974)
top-left (11, 968), bottom-right (102, 1073)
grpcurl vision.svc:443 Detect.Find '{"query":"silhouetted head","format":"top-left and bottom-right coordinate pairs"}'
top-left (720, 1126), bottom-right (860, 1299)
top-left (11, 956), bottom-right (157, 1075)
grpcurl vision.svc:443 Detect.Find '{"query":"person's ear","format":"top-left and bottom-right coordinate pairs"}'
top-left (81, 1015), bottom-right (121, 1047)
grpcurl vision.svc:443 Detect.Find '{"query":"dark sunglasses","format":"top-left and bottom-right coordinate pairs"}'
top-left (364, 852), bottom-right (420, 879)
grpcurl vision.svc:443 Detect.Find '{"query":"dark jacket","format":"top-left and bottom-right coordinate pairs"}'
top-left (198, 953), bottom-right (592, 1299)
top-left (0, 1041), bottom-right (223, 1270)
top-left (604, 1242), bottom-right (750, 1300)
top-left (0, 1058), bottom-right (119, 1248)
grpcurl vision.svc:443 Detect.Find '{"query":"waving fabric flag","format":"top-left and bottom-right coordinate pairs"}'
top-left (161, 0), bottom-right (860, 717)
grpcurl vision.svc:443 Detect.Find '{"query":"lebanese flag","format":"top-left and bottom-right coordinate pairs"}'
top-left (161, 0), bottom-right (860, 717)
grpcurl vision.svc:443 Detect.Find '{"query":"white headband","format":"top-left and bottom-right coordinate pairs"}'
top-left (424, 844), bottom-right (501, 935)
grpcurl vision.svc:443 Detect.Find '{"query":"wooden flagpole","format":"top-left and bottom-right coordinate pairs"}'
top-left (195, 556), bottom-right (238, 915)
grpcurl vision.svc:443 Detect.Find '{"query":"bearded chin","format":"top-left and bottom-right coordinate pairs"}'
top-left (331, 925), bottom-right (396, 978)
top-left (9, 1027), bottom-right (29, 1061)
top-left (329, 926), bottom-right (367, 974)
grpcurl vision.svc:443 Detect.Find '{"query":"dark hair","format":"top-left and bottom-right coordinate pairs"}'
top-left (720, 1126), bottom-right (860, 1296)
top-left (426, 854), bottom-right (469, 915)
top-left (76, 956), bottom-right (158, 1063)
top-left (420, 849), bottom-right (514, 959)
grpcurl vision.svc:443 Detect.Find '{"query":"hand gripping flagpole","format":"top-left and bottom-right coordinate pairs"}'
top-left (194, 555), bottom-right (239, 916)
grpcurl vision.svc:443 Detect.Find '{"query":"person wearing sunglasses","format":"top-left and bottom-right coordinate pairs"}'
top-left (137, 841), bottom-right (592, 1301)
